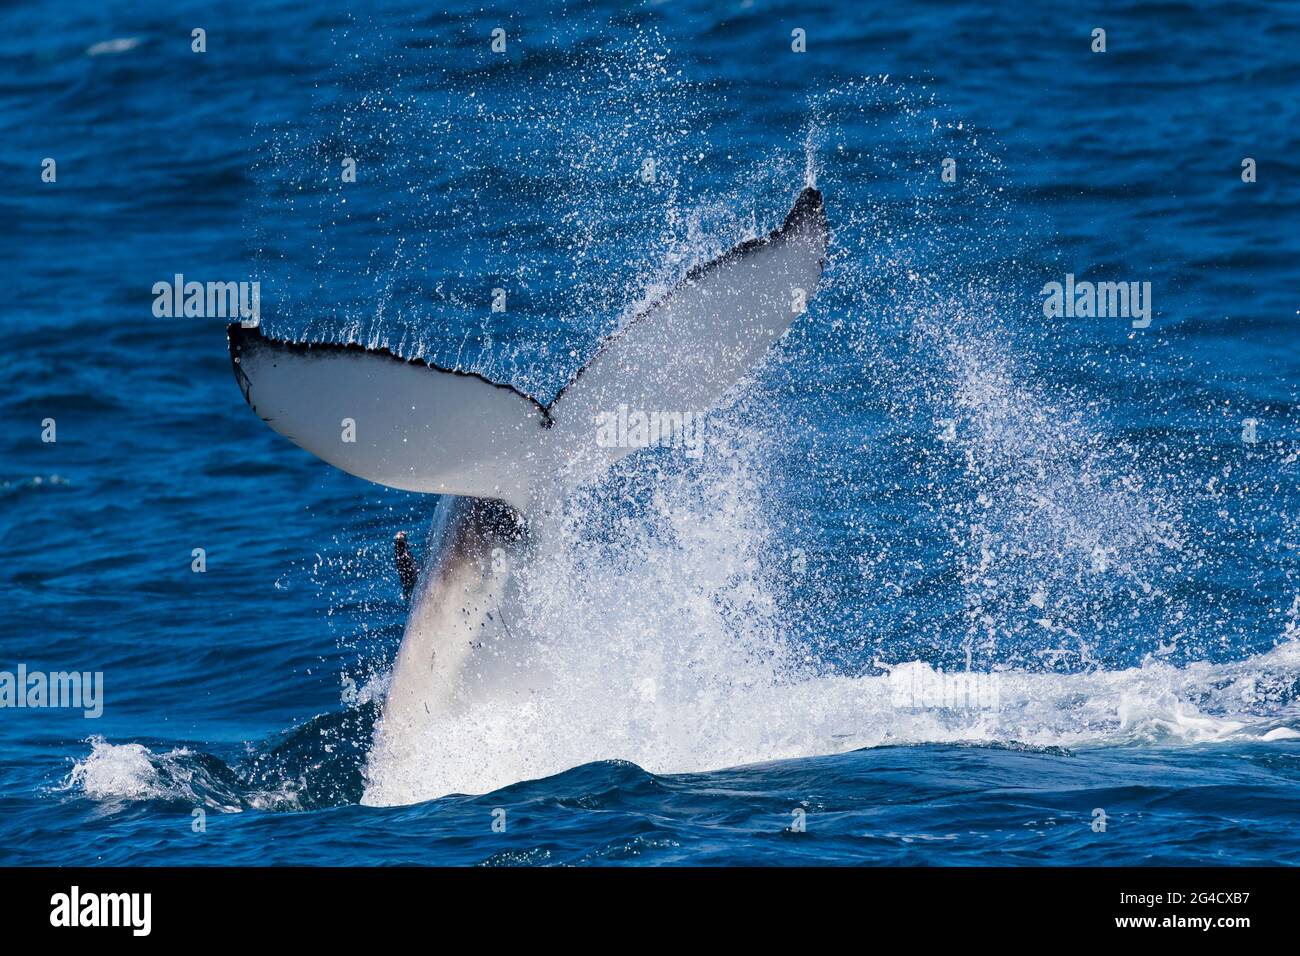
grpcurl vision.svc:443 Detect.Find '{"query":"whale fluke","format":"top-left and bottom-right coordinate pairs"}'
top-left (228, 185), bottom-right (827, 513)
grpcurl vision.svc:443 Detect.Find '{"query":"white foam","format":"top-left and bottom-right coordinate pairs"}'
top-left (360, 407), bottom-right (1300, 804)
top-left (61, 737), bottom-right (256, 811)
top-left (362, 638), bottom-right (1300, 805)
top-left (64, 736), bottom-right (190, 802)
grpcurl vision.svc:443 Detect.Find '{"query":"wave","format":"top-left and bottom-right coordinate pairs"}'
top-left (59, 704), bottom-right (379, 812)
top-left (62, 638), bottom-right (1300, 811)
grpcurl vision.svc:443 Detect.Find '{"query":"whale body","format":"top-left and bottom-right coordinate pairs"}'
top-left (228, 185), bottom-right (829, 803)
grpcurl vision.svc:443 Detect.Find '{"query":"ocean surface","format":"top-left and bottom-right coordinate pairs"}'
top-left (2, 0), bottom-right (1299, 866)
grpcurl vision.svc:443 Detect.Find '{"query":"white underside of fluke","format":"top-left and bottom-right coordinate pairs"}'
top-left (229, 185), bottom-right (829, 803)
top-left (230, 336), bottom-right (547, 510)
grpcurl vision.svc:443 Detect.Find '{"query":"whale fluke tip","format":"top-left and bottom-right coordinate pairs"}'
top-left (783, 186), bottom-right (825, 235)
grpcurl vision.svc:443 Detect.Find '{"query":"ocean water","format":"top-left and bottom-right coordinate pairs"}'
top-left (2, 0), bottom-right (1299, 866)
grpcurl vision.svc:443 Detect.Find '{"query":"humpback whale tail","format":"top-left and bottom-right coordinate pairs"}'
top-left (227, 186), bottom-right (828, 514)
top-left (231, 184), bottom-right (828, 803)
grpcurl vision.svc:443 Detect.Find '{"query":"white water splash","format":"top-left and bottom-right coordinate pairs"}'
top-left (360, 622), bottom-right (1300, 805)
top-left (358, 402), bottom-right (1300, 804)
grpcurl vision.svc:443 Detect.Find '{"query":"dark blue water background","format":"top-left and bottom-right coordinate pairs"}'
top-left (2, 0), bottom-right (1299, 864)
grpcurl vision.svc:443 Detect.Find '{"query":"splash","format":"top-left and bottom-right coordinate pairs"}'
top-left (61, 737), bottom-right (243, 810)
top-left (350, 72), bottom-right (1300, 801)
top-left (357, 393), bottom-right (1300, 802)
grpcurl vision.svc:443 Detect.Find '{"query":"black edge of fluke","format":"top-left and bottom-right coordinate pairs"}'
top-left (225, 321), bottom-right (554, 426)
top-left (547, 184), bottom-right (829, 408)
top-left (782, 185), bottom-right (824, 235)
top-left (680, 185), bottom-right (827, 285)
top-left (227, 322), bottom-right (255, 405)
top-left (227, 185), bottom-right (827, 424)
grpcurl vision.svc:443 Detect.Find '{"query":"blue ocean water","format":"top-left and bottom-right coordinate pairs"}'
top-left (2, 0), bottom-right (1299, 865)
